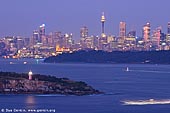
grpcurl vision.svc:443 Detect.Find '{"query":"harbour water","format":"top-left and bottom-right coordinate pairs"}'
top-left (0, 59), bottom-right (170, 113)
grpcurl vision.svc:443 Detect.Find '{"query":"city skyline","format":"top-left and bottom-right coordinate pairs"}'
top-left (0, 0), bottom-right (170, 39)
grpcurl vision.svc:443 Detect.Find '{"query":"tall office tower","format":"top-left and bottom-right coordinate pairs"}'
top-left (41, 35), bottom-right (47, 45)
top-left (101, 12), bottom-right (106, 34)
top-left (152, 27), bottom-right (161, 49)
top-left (118, 21), bottom-right (126, 50)
top-left (64, 33), bottom-right (73, 48)
top-left (23, 38), bottom-right (30, 47)
top-left (80, 26), bottom-right (88, 38)
top-left (80, 26), bottom-right (88, 49)
top-left (16, 36), bottom-right (24, 49)
top-left (33, 30), bottom-right (39, 44)
top-left (47, 32), bottom-right (54, 46)
top-left (53, 31), bottom-right (63, 47)
top-left (168, 22), bottom-right (170, 34)
top-left (39, 24), bottom-right (45, 43)
top-left (93, 36), bottom-right (100, 50)
top-left (6, 36), bottom-right (17, 47)
top-left (143, 22), bottom-right (151, 43)
top-left (29, 36), bottom-right (35, 46)
top-left (119, 22), bottom-right (126, 38)
top-left (166, 22), bottom-right (170, 45)
top-left (84, 36), bottom-right (94, 49)
top-left (125, 30), bottom-right (136, 51)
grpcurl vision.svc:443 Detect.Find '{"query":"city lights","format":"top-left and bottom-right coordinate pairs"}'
top-left (0, 14), bottom-right (170, 59)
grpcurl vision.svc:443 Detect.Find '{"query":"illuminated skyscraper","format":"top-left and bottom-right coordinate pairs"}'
top-left (53, 31), bottom-right (63, 47)
top-left (80, 26), bottom-right (88, 49)
top-left (39, 24), bottom-right (45, 43)
top-left (47, 32), bottom-right (54, 46)
top-left (168, 22), bottom-right (170, 34)
top-left (119, 21), bottom-right (126, 38)
top-left (84, 36), bottom-right (94, 49)
top-left (166, 22), bottom-right (170, 45)
top-left (125, 30), bottom-right (136, 51)
top-left (23, 38), bottom-right (30, 47)
top-left (152, 27), bottom-right (161, 49)
top-left (33, 30), bottom-right (39, 44)
top-left (101, 12), bottom-right (106, 34)
top-left (143, 22), bottom-right (151, 43)
top-left (64, 33), bottom-right (73, 48)
top-left (117, 21), bottom-right (126, 50)
top-left (16, 36), bottom-right (24, 49)
top-left (41, 35), bottom-right (47, 45)
top-left (80, 26), bottom-right (88, 39)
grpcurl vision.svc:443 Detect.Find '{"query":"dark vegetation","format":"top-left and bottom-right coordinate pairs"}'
top-left (0, 71), bottom-right (102, 95)
top-left (0, 72), bottom-right (88, 87)
top-left (44, 50), bottom-right (170, 64)
top-left (0, 71), bottom-right (67, 82)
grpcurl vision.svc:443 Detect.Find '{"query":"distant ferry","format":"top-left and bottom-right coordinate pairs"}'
top-left (10, 62), bottom-right (14, 64)
top-left (23, 61), bottom-right (27, 64)
top-left (123, 99), bottom-right (170, 105)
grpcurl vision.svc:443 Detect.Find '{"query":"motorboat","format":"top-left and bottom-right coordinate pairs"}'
top-left (122, 99), bottom-right (170, 105)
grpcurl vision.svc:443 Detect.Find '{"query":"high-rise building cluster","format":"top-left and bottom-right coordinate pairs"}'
top-left (0, 13), bottom-right (170, 58)
top-left (79, 13), bottom-right (169, 52)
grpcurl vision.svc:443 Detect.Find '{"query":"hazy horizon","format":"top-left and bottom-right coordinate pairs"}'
top-left (0, 0), bottom-right (170, 40)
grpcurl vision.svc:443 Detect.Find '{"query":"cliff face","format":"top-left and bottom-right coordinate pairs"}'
top-left (0, 72), bottom-right (102, 95)
top-left (44, 50), bottom-right (170, 64)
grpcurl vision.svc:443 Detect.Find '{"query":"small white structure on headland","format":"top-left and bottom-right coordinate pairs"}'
top-left (126, 67), bottom-right (129, 72)
top-left (28, 70), bottom-right (33, 80)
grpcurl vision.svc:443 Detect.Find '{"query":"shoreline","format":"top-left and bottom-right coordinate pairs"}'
top-left (44, 50), bottom-right (170, 64)
top-left (0, 72), bottom-right (103, 96)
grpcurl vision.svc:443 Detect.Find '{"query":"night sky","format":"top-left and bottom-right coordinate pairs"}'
top-left (0, 0), bottom-right (170, 40)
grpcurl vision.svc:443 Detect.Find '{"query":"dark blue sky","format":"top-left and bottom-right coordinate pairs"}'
top-left (0, 0), bottom-right (170, 40)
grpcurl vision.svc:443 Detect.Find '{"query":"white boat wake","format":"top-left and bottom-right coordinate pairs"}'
top-left (122, 99), bottom-right (170, 105)
top-left (125, 69), bottom-right (170, 74)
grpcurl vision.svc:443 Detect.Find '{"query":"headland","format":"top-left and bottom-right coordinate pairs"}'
top-left (0, 71), bottom-right (102, 96)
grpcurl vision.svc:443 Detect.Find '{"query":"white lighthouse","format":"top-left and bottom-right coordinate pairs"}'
top-left (28, 70), bottom-right (33, 80)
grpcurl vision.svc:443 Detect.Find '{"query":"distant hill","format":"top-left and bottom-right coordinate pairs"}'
top-left (44, 50), bottom-right (170, 64)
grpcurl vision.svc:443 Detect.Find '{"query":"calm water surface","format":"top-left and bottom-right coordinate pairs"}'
top-left (0, 59), bottom-right (170, 113)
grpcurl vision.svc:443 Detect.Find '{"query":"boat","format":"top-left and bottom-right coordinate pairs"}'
top-left (10, 62), bottom-right (14, 64)
top-left (122, 99), bottom-right (170, 105)
top-left (23, 62), bottom-right (27, 64)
